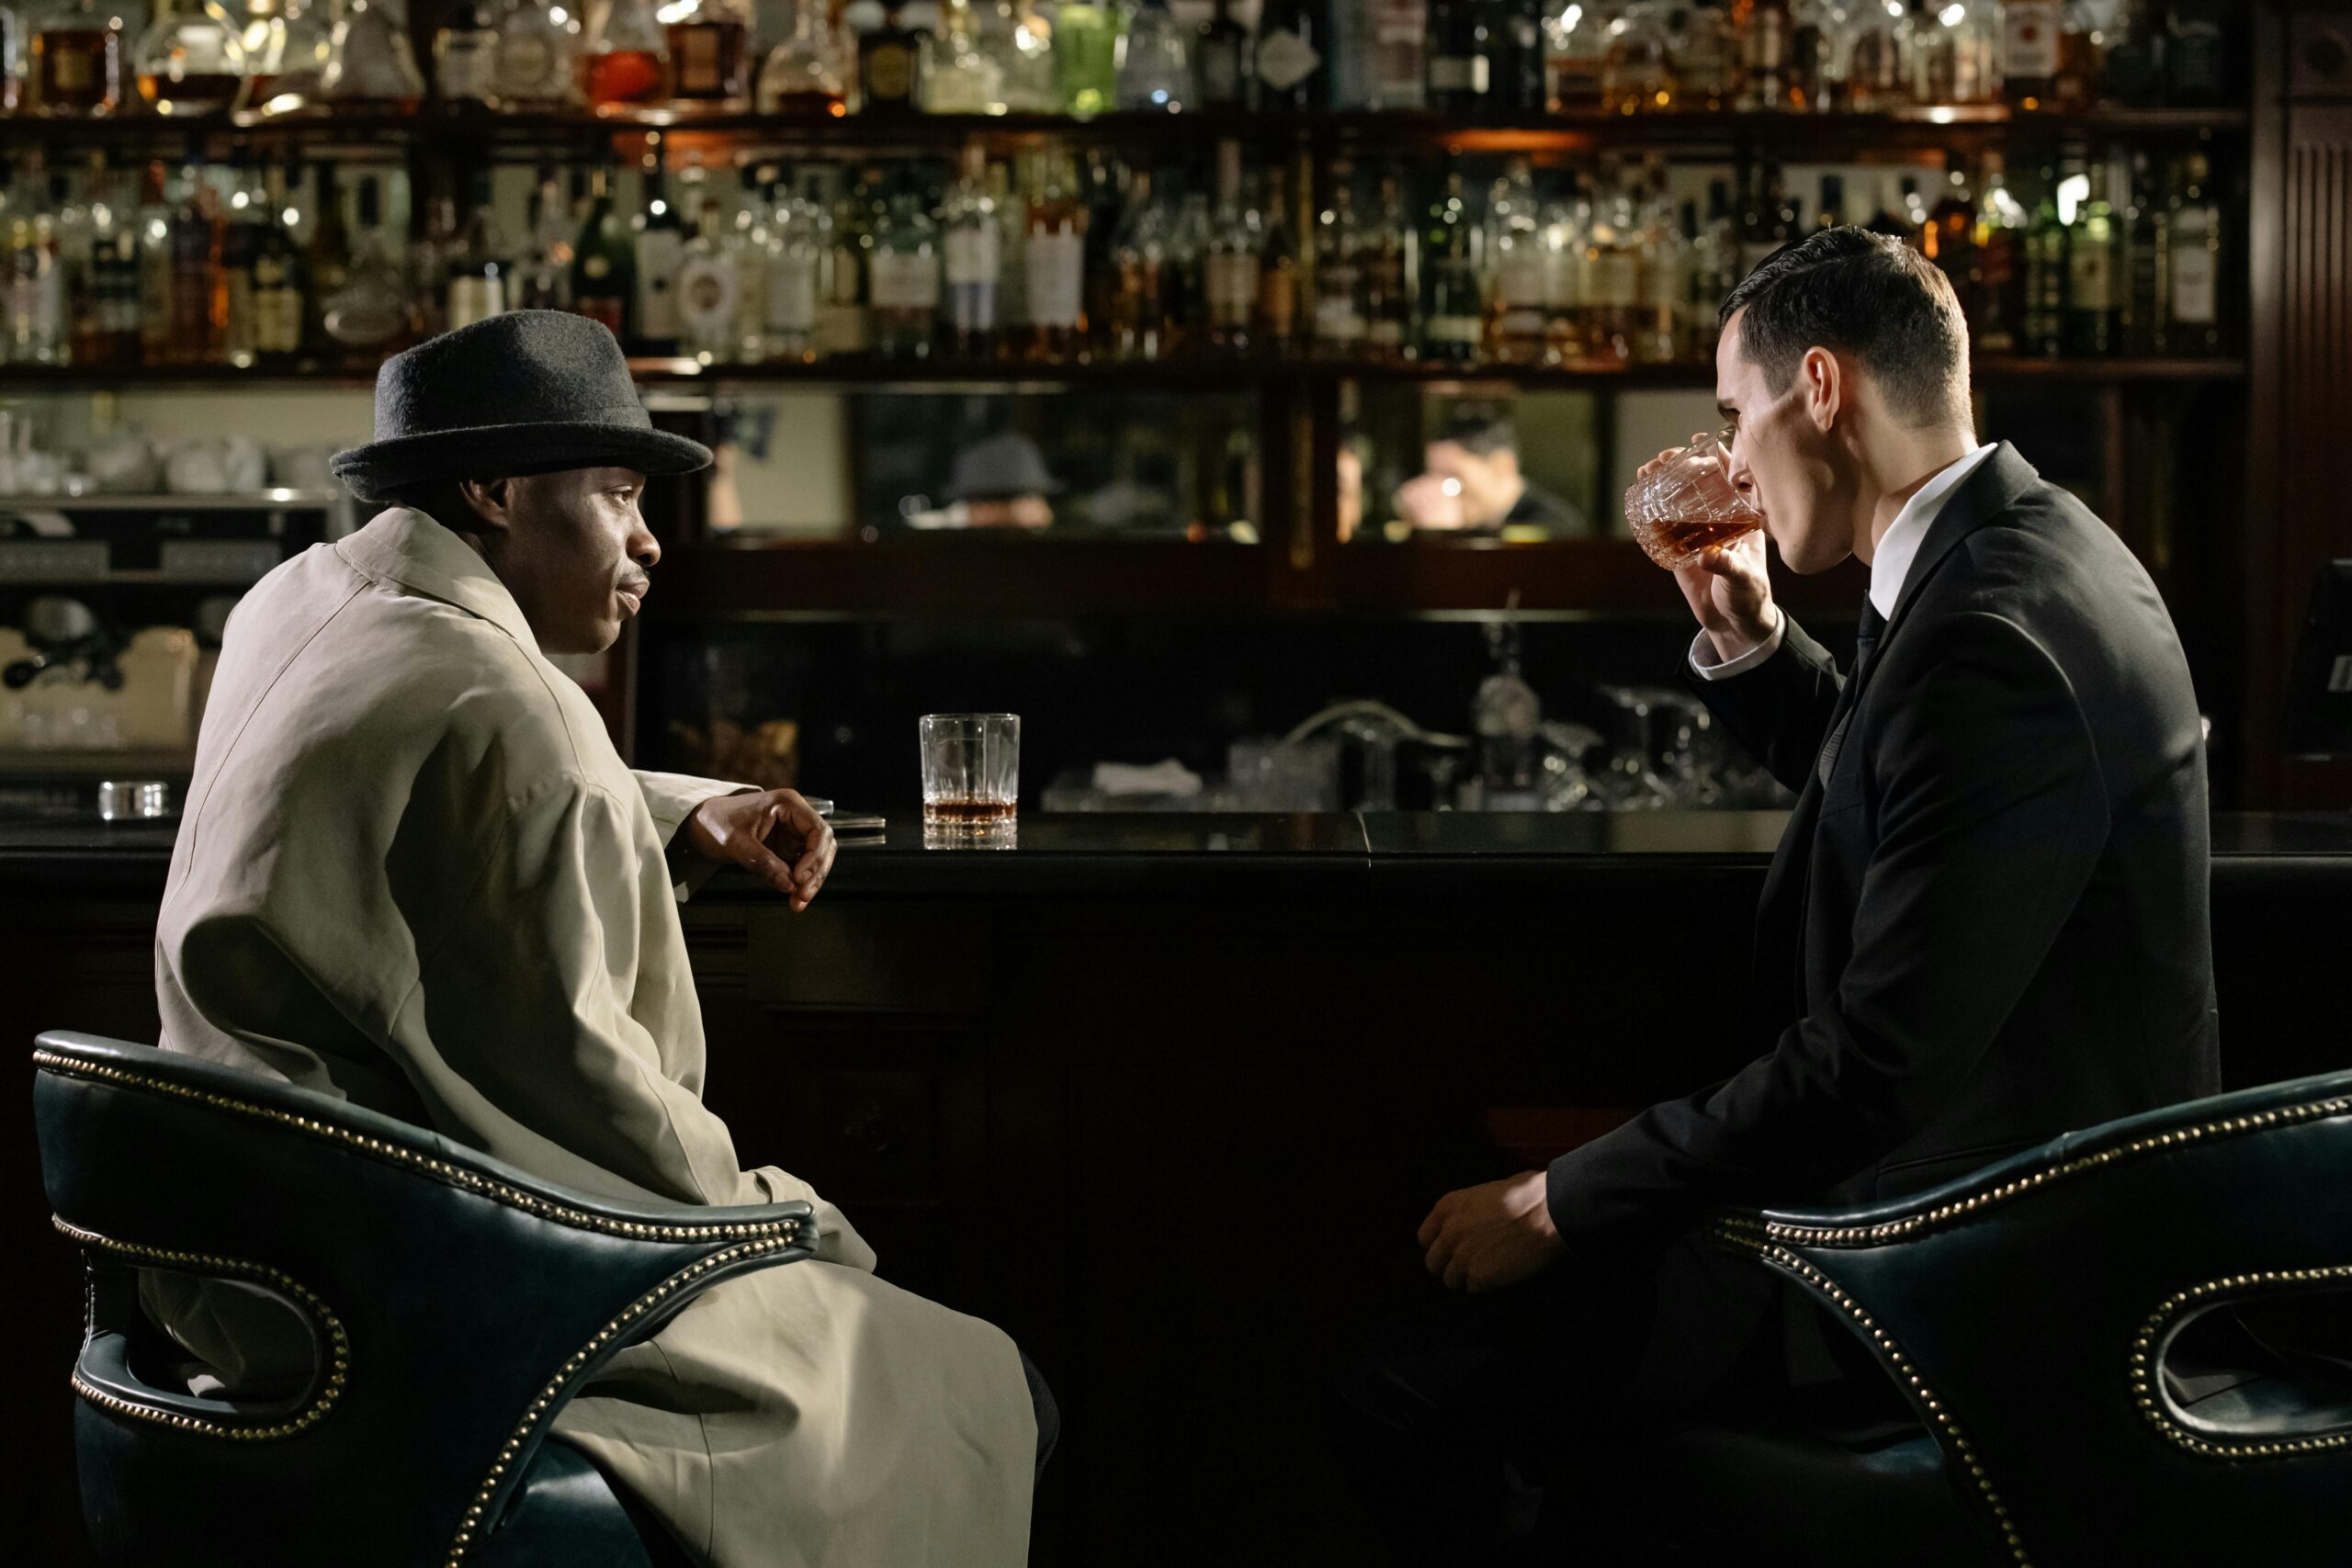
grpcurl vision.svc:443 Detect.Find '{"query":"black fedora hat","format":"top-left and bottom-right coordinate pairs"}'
top-left (330, 310), bottom-right (712, 502)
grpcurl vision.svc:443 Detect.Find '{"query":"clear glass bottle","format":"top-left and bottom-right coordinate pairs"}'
top-left (666, 0), bottom-right (749, 102)
top-left (1673, 0), bottom-right (1735, 112)
top-left (492, 0), bottom-right (582, 108)
top-left (1543, 170), bottom-right (1590, 362)
top-left (134, 0), bottom-right (246, 116)
top-left (1023, 151), bottom-right (1086, 360)
top-left (1911, 0), bottom-right (1995, 103)
top-left (319, 0), bottom-right (424, 109)
top-left (1584, 159), bottom-right (1642, 368)
top-left (868, 183), bottom-right (939, 359)
top-left (581, 0), bottom-right (666, 106)
top-left (29, 0), bottom-right (128, 115)
top-left (926, 0), bottom-right (1001, 112)
top-left (1312, 164), bottom-right (1366, 359)
top-left (74, 152), bottom-right (141, 367)
top-left (432, 0), bottom-right (497, 107)
top-left (1486, 157), bottom-right (1546, 365)
top-left (1117, 0), bottom-right (1187, 110)
top-left (1363, 169), bottom-right (1412, 360)
top-left (1834, 0), bottom-right (1906, 110)
top-left (1050, 0), bottom-right (1115, 116)
top-left (322, 170), bottom-right (410, 350)
top-left (1635, 160), bottom-right (1686, 364)
top-left (6, 168), bottom-right (65, 363)
top-left (1972, 148), bottom-right (2026, 354)
top-left (1600, 0), bottom-right (1673, 113)
top-left (943, 141), bottom-right (1000, 356)
top-left (237, 0), bottom-right (333, 114)
top-left (761, 166), bottom-right (823, 362)
top-left (756, 0), bottom-right (845, 114)
top-left (676, 194), bottom-right (738, 361)
top-left (1544, 0), bottom-right (1611, 112)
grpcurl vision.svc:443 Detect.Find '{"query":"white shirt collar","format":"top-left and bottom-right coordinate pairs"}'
top-left (1868, 443), bottom-right (1997, 620)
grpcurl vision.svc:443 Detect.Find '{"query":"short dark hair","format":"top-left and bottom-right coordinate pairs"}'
top-left (1434, 405), bottom-right (1517, 457)
top-left (1718, 226), bottom-right (1969, 429)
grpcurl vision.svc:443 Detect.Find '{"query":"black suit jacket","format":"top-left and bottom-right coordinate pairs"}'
top-left (1548, 442), bottom-right (2221, 1251)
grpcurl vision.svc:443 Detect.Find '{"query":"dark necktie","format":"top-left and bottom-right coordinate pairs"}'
top-left (1852, 600), bottom-right (1888, 679)
top-left (1813, 601), bottom-right (1889, 787)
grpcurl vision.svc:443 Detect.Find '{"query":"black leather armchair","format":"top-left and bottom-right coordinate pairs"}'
top-left (1678, 1067), bottom-right (2352, 1567)
top-left (32, 1031), bottom-right (821, 1568)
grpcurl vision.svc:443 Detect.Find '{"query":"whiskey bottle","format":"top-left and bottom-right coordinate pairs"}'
top-left (1674, 0), bottom-right (1734, 113)
top-left (2121, 149), bottom-right (2168, 356)
top-left (2019, 157), bottom-right (2066, 356)
top-left (666, 0), bottom-right (751, 103)
top-left (1423, 0), bottom-right (1492, 113)
top-left (860, 0), bottom-right (926, 114)
top-left (1486, 157), bottom-right (1547, 366)
top-left (134, 0), bottom-right (245, 116)
top-left (1024, 152), bottom-right (1088, 362)
top-left (2064, 149), bottom-right (2118, 356)
top-left (1600, 0), bottom-right (1673, 114)
top-left (2000, 0), bottom-right (2063, 109)
top-left (763, 169), bottom-right (824, 363)
top-left (1738, 0), bottom-right (1794, 111)
top-left (433, 0), bottom-right (499, 107)
top-left (492, 0), bottom-right (584, 108)
top-left (571, 164), bottom-right (633, 340)
top-left (869, 185), bottom-right (940, 361)
top-left (1205, 141), bottom-right (1261, 355)
top-left (1196, 0), bottom-right (1255, 108)
top-left (1256, 164), bottom-right (1300, 355)
top-left (944, 142), bottom-right (1002, 359)
top-left (1313, 165), bottom-right (1367, 359)
top-left (1971, 149), bottom-right (2026, 354)
top-left (1584, 162), bottom-right (1642, 369)
top-left (29, 0), bottom-right (127, 116)
top-left (1544, 0), bottom-right (1609, 112)
top-left (1420, 164), bottom-right (1481, 362)
top-left (756, 0), bottom-right (847, 113)
top-left (1363, 170), bottom-right (1414, 360)
top-left (2166, 152), bottom-right (2221, 355)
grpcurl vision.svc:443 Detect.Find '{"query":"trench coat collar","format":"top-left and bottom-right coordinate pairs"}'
top-left (335, 506), bottom-right (541, 652)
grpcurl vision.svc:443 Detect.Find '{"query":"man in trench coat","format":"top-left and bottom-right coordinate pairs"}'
top-left (146, 311), bottom-right (1044, 1566)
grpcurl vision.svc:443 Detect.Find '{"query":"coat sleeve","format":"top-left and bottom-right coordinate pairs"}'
top-left (1680, 614), bottom-right (1849, 795)
top-left (415, 775), bottom-right (876, 1269)
top-left (1551, 611), bottom-right (2109, 1252)
top-left (632, 768), bottom-right (757, 902)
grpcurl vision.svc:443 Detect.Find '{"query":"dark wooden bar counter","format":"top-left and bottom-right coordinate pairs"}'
top-left (9, 811), bottom-right (2349, 1563)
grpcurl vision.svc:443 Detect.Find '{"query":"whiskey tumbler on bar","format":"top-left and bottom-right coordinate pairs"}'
top-left (1623, 430), bottom-right (1767, 571)
top-left (919, 713), bottom-right (1020, 837)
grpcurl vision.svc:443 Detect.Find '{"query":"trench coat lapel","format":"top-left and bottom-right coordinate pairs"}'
top-left (335, 506), bottom-right (540, 650)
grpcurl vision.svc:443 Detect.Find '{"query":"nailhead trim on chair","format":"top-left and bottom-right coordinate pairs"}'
top-left (53, 1218), bottom-right (351, 1441)
top-left (2131, 1264), bottom-right (2352, 1462)
top-left (444, 1234), bottom-right (807, 1567)
top-left (1738, 1096), bottom-right (2352, 1249)
top-left (33, 1050), bottom-right (817, 1247)
top-left (1713, 1224), bottom-right (2034, 1567)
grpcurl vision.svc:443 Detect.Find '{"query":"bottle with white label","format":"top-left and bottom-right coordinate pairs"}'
top-left (633, 152), bottom-right (684, 355)
top-left (1423, 0), bottom-right (1491, 113)
top-left (2000, 0), bottom-right (2063, 107)
top-left (677, 196), bottom-right (740, 363)
top-left (1024, 152), bottom-right (1088, 362)
top-left (2167, 152), bottom-right (2222, 355)
top-left (1314, 168), bottom-right (1368, 358)
top-left (870, 186), bottom-right (940, 361)
top-left (1257, 0), bottom-right (1327, 110)
top-left (1205, 140), bottom-right (1261, 355)
top-left (763, 170), bottom-right (824, 364)
top-left (1583, 164), bottom-right (1642, 370)
top-left (944, 141), bottom-right (1001, 359)
top-left (1486, 157), bottom-right (1547, 365)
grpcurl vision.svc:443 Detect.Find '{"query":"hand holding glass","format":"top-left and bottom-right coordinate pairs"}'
top-left (1623, 431), bottom-right (1765, 572)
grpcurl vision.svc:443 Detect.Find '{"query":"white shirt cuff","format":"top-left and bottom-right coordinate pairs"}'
top-left (1688, 616), bottom-right (1787, 682)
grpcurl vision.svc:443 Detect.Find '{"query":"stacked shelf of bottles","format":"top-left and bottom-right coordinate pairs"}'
top-left (0, 0), bottom-right (2238, 129)
top-left (0, 125), bottom-right (2244, 378)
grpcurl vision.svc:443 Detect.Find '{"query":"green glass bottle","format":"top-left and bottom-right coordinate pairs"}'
top-left (1051, 0), bottom-right (1118, 116)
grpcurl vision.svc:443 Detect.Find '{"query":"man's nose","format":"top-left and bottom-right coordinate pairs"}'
top-left (630, 521), bottom-right (662, 570)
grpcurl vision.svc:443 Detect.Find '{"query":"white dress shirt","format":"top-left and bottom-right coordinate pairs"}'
top-left (1689, 442), bottom-right (1997, 681)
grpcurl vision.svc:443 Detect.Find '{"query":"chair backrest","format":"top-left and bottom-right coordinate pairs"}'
top-left (1722, 1069), bottom-right (2352, 1568)
top-left (33, 1032), bottom-right (815, 1568)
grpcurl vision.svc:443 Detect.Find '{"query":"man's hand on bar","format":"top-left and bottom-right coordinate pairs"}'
top-left (686, 788), bottom-right (837, 913)
top-left (1417, 1171), bottom-right (1565, 1294)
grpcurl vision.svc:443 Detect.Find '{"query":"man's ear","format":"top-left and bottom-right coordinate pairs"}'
top-left (457, 477), bottom-right (515, 532)
top-left (1800, 346), bottom-right (1843, 433)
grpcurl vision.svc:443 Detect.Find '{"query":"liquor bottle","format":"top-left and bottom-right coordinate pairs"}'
top-left (1423, 0), bottom-right (1490, 113)
top-left (674, 191), bottom-right (737, 361)
top-left (1105, 168), bottom-right (1163, 359)
top-left (131, 161), bottom-right (170, 363)
top-left (925, 0), bottom-right (998, 111)
top-left (318, 0), bottom-right (425, 108)
top-left (1024, 152), bottom-right (1087, 361)
top-left (493, 0), bottom-right (583, 107)
top-left (1053, 0), bottom-right (1116, 115)
top-left (1837, 0), bottom-right (1905, 111)
top-left (667, 0), bottom-right (750, 103)
top-left (1740, 158), bottom-right (1798, 276)
top-left (857, 1), bottom-right (923, 112)
top-left (514, 165), bottom-right (571, 310)
top-left (1204, 144), bottom-right (1261, 355)
top-left (817, 168), bottom-right (873, 358)
top-left (170, 160), bottom-right (224, 364)
top-left (1913, 0), bottom-right (1996, 103)
top-left (1363, 169), bottom-right (1413, 358)
top-left (1737, 0), bottom-right (1793, 110)
top-left (1, 10), bottom-right (23, 112)
top-left (300, 161), bottom-right (347, 352)
top-left (2098, 0), bottom-right (2165, 105)
top-left (1815, 171), bottom-right (1846, 231)
top-left (1313, 164), bottom-right (1367, 358)
top-left (1490, 0), bottom-right (1544, 113)
top-left (1420, 163), bottom-right (1481, 362)
top-left (1369, 0), bottom-right (1426, 108)
top-left (235, 0), bottom-right (320, 114)
top-left (1257, 164), bottom-right (1300, 355)
top-left (758, 0), bottom-right (846, 112)
top-left (1080, 149), bottom-right (1125, 352)
top-left (1486, 157), bottom-right (1547, 365)
top-left (1538, 172), bottom-right (1587, 362)
top-left (1972, 148), bottom-right (2025, 353)
top-left (1785, 0), bottom-right (1830, 110)
top-left (634, 152), bottom-right (685, 355)
top-left (433, 0), bottom-right (498, 107)
top-left (77, 154), bottom-right (140, 367)
top-left (1257, 0), bottom-right (1327, 111)
top-left (2052, 0), bottom-right (2101, 107)
top-left (1926, 151), bottom-right (1978, 282)
top-left (1636, 162), bottom-right (1688, 365)
top-left (29, 0), bottom-right (127, 115)
top-left (135, 0), bottom-right (244, 115)
top-left (1196, 0), bottom-right (1254, 108)
top-left (2120, 150), bottom-right (2167, 356)
top-left (2001, 0), bottom-right (2062, 108)
top-left (1545, 0), bottom-right (1609, 111)
top-left (2064, 149), bottom-right (2118, 356)
top-left (582, 0), bottom-right (667, 106)
top-left (1168, 188), bottom-right (1213, 349)
top-left (450, 164), bottom-right (512, 331)
top-left (1601, 0), bottom-right (1672, 113)
top-left (944, 142), bottom-right (1001, 358)
top-left (1674, 0), bottom-right (1734, 113)
top-left (2019, 156), bottom-right (2065, 356)
top-left (2165, 0), bottom-right (2229, 106)
top-left (1584, 162), bottom-right (1641, 368)
top-left (1689, 177), bottom-right (1737, 349)
top-left (1119, 0), bottom-right (1189, 108)
top-left (2167, 152), bottom-right (2221, 355)
top-left (322, 172), bottom-right (409, 352)
top-left (762, 169), bottom-right (823, 362)
top-left (571, 165), bottom-right (632, 339)
top-left (219, 160), bottom-right (268, 366)
top-left (6, 174), bottom-right (62, 364)
top-left (985, 0), bottom-right (1056, 112)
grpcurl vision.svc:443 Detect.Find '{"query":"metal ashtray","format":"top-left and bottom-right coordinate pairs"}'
top-left (97, 780), bottom-right (175, 822)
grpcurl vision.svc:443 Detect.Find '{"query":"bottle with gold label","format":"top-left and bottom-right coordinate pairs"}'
top-left (665, 0), bottom-right (750, 103)
top-left (29, 0), bottom-right (128, 116)
top-left (859, 0), bottom-right (925, 115)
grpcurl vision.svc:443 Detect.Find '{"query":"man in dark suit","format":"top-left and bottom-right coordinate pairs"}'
top-left (1342, 228), bottom-right (2219, 1557)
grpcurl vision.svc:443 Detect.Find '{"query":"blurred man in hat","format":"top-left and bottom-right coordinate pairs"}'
top-left (149, 312), bottom-right (1049, 1566)
top-left (938, 429), bottom-right (1061, 531)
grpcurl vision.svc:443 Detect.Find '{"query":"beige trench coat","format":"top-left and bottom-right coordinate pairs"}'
top-left (150, 506), bottom-right (1036, 1566)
